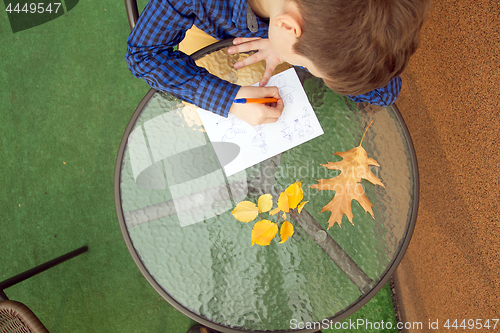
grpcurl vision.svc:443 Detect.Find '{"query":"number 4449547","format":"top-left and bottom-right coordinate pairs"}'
top-left (444, 319), bottom-right (498, 330)
top-left (5, 3), bottom-right (62, 14)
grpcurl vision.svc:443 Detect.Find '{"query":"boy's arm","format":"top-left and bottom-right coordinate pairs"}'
top-left (125, 0), bottom-right (239, 117)
top-left (346, 76), bottom-right (403, 107)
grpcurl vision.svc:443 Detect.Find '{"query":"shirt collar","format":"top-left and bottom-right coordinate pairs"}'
top-left (232, 0), bottom-right (259, 32)
top-left (246, 5), bottom-right (259, 32)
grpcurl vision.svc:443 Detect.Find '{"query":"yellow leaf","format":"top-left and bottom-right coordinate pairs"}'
top-left (277, 191), bottom-right (289, 213)
top-left (297, 201), bottom-right (308, 214)
top-left (257, 194), bottom-right (273, 213)
top-left (311, 121), bottom-right (384, 229)
top-left (269, 207), bottom-right (280, 215)
top-left (282, 212), bottom-right (287, 221)
top-left (285, 181), bottom-right (304, 209)
top-left (231, 201), bottom-right (259, 222)
top-left (279, 220), bottom-right (294, 244)
top-left (251, 220), bottom-right (278, 246)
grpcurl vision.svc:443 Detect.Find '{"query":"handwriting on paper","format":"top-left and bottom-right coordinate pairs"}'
top-left (197, 68), bottom-right (324, 177)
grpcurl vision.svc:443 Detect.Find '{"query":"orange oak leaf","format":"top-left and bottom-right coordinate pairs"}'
top-left (311, 120), bottom-right (385, 229)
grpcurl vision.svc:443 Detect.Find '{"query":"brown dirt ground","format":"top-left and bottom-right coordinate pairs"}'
top-left (392, 0), bottom-right (500, 331)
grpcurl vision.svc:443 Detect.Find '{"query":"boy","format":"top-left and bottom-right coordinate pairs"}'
top-left (125, 0), bottom-right (430, 126)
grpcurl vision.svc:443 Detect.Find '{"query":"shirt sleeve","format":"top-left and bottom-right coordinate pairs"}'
top-left (346, 76), bottom-right (402, 107)
top-left (125, 0), bottom-right (239, 117)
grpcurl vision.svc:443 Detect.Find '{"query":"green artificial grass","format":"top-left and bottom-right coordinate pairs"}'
top-left (0, 0), bottom-right (398, 332)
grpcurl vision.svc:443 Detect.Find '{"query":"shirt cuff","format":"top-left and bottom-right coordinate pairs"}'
top-left (194, 74), bottom-right (240, 118)
top-left (346, 76), bottom-right (402, 107)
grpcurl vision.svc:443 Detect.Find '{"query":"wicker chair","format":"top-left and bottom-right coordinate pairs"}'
top-left (0, 246), bottom-right (88, 333)
top-left (0, 301), bottom-right (49, 333)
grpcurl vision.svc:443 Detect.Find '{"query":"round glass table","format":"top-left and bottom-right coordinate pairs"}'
top-left (115, 40), bottom-right (419, 333)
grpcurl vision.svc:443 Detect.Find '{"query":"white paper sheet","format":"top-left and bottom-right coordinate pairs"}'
top-left (197, 68), bottom-right (324, 177)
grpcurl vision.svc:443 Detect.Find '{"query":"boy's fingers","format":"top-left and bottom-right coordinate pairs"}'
top-left (264, 102), bottom-right (284, 117)
top-left (262, 86), bottom-right (281, 98)
top-left (267, 103), bottom-right (284, 113)
top-left (234, 52), bottom-right (265, 69)
top-left (261, 117), bottom-right (280, 124)
top-left (262, 107), bottom-right (283, 123)
top-left (259, 64), bottom-right (277, 86)
top-left (228, 39), bottom-right (267, 54)
top-left (228, 42), bottom-right (254, 54)
top-left (275, 97), bottom-right (285, 110)
top-left (232, 37), bottom-right (261, 45)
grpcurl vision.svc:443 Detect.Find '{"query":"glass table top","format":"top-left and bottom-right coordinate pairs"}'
top-left (115, 42), bottom-right (418, 333)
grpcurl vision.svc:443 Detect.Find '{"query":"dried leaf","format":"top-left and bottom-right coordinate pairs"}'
top-left (285, 181), bottom-right (303, 209)
top-left (279, 220), bottom-right (294, 243)
top-left (269, 207), bottom-right (280, 215)
top-left (231, 201), bottom-right (259, 222)
top-left (257, 194), bottom-right (273, 213)
top-left (297, 201), bottom-right (308, 214)
top-left (251, 220), bottom-right (278, 246)
top-left (311, 122), bottom-right (384, 229)
top-left (277, 191), bottom-right (289, 213)
top-left (319, 147), bottom-right (384, 188)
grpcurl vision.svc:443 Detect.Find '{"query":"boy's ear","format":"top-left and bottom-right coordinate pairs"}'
top-left (272, 13), bottom-right (303, 38)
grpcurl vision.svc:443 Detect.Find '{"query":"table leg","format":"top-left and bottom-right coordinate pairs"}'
top-left (295, 210), bottom-right (375, 294)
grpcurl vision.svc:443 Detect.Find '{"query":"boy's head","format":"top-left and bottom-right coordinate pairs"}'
top-left (268, 0), bottom-right (431, 95)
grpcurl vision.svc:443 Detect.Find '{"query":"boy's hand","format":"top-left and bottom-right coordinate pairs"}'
top-left (229, 86), bottom-right (284, 126)
top-left (228, 38), bottom-right (282, 87)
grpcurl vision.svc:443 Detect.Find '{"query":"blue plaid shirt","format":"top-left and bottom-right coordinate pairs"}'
top-left (125, 0), bottom-right (401, 117)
